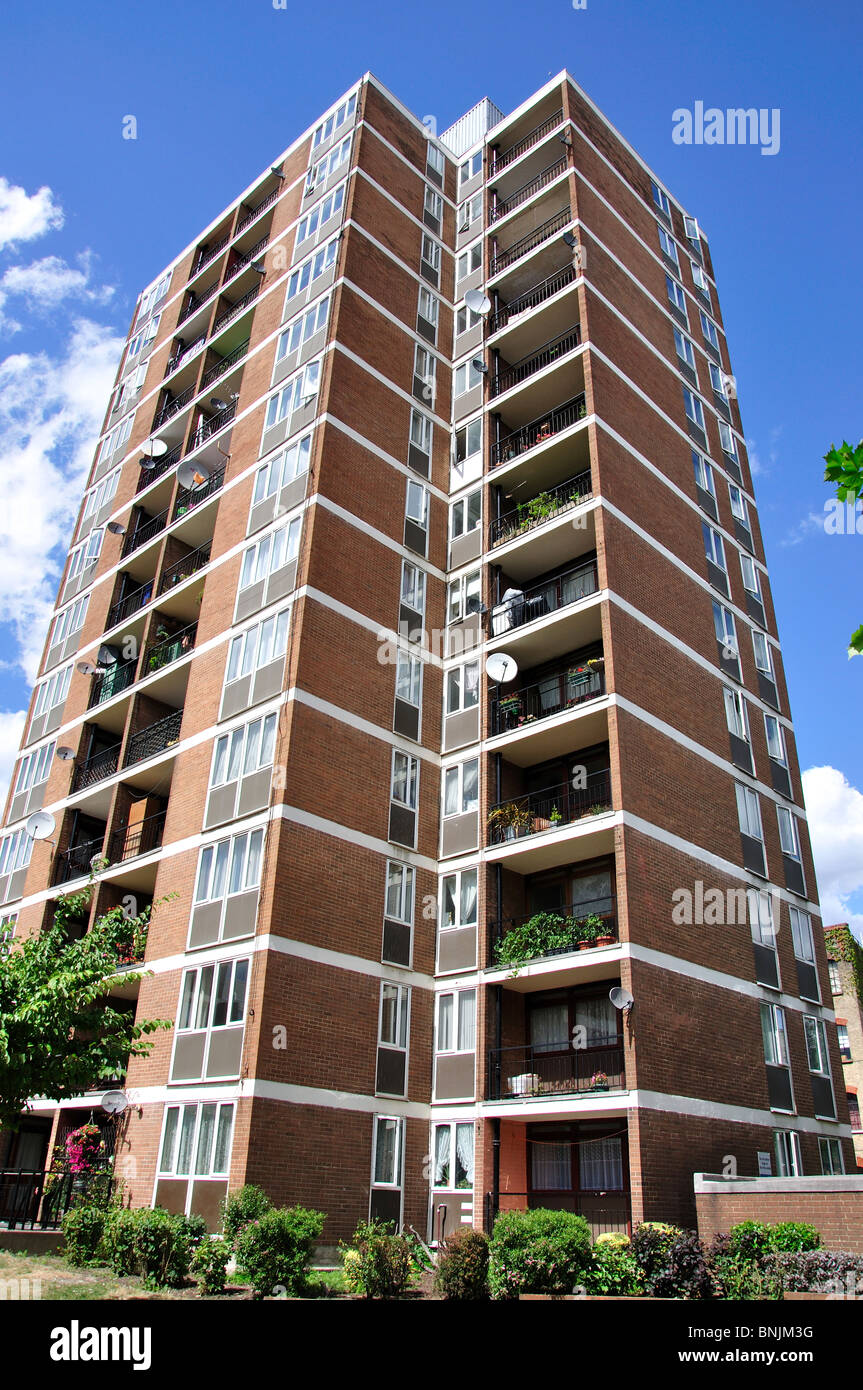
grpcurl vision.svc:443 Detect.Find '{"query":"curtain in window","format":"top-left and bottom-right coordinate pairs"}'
top-left (459, 872), bottom-right (477, 926)
top-left (570, 870), bottom-right (612, 914)
top-left (457, 991), bottom-right (476, 1051)
top-left (538, 675), bottom-right (562, 713)
top-left (434, 1125), bottom-right (450, 1186)
top-left (530, 1004), bottom-right (569, 1053)
top-left (531, 1140), bottom-right (570, 1190)
top-left (575, 997), bottom-right (617, 1046)
top-left (580, 1137), bottom-right (623, 1190)
top-left (455, 1124), bottom-right (474, 1187)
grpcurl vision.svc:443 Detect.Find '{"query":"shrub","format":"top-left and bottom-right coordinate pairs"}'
top-left (584, 1239), bottom-right (642, 1296)
top-left (631, 1224), bottom-right (712, 1299)
top-left (764, 1249), bottom-right (863, 1296)
top-left (235, 1205), bottom-right (324, 1299)
top-left (344, 1219), bottom-right (413, 1299)
top-left (708, 1235), bottom-right (784, 1301)
top-left (630, 1223), bottom-right (684, 1283)
top-left (191, 1236), bottom-right (230, 1296)
top-left (770, 1222), bottom-right (821, 1253)
top-left (435, 1229), bottom-right (489, 1300)
top-left (341, 1247), bottom-right (364, 1294)
top-left (488, 1208), bottom-right (592, 1300)
top-left (728, 1220), bottom-right (773, 1263)
top-left (102, 1207), bottom-right (204, 1288)
top-left (61, 1205), bottom-right (107, 1266)
top-left (221, 1184), bottom-right (272, 1245)
top-left (594, 1231), bottom-right (630, 1249)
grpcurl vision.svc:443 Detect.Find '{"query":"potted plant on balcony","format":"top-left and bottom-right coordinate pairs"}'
top-left (574, 913), bottom-right (602, 950)
top-left (589, 1071), bottom-right (609, 1092)
top-left (498, 693), bottom-right (522, 723)
top-left (587, 656), bottom-right (605, 671)
top-left (493, 911), bottom-right (573, 974)
top-left (487, 799), bottom-right (532, 842)
top-left (594, 920), bottom-right (616, 947)
top-left (549, 805), bottom-right (563, 826)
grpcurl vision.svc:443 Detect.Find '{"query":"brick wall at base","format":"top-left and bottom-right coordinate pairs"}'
top-left (695, 1178), bottom-right (863, 1255)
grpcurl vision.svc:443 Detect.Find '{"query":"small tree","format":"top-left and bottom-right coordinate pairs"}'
top-left (0, 884), bottom-right (171, 1130)
top-left (824, 439), bottom-right (863, 655)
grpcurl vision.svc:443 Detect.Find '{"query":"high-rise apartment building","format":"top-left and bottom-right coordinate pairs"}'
top-left (0, 71), bottom-right (852, 1243)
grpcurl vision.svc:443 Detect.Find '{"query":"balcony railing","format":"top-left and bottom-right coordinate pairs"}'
top-left (144, 622), bottom-right (197, 674)
top-left (489, 659), bottom-right (604, 735)
top-left (121, 508), bottom-right (169, 557)
top-left (200, 339), bottom-right (250, 391)
top-left (152, 383), bottom-right (196, 431)
top-left (173, 462), bottom-right (225, 517)
top-left (0, 1170), bottom-right (90, 1230)
top-left (165, 333), bottom-right (206, 377)
top-left (178, 283), bottom-right (218, 325)
top-left (106, 580), bottom-right (154, 630)
top-left (491, 392), bottom-right (587, 467)
top-left (488, 265), bottom-right (577, 335)
top-left (235, 187), bottom-right (280, 236)
top-left (491, 325), bottom-right (581, 398)
top-left (487, 1041), bottom-right (624, 1101)
top-left (193, 233), bottom-right (231, 274)
top-left (492, 108), bottom-right (564, 172)
top-left (158, 542), bottom-right (211, 594)
top-left (52, 835), bottom-right (106, 885)
top-left (136, 443), bottom-right (181, 493)
top-left (108, 809), bottom-right (166, 865)
top-left (483, 1191), bottom-right (630, 1240)
top-left (489, 469), bottom-right (592, 548)
top-left (212, 283), bottom-right (260, 335)
top-left (488, 901), bottom-right (616, 970)
top-left (490, 207), bottom-right (570, 276)
top-left (490, 557), bottom-right (598, 635)
top-left (72, 744), bottom-right (121, 793)
top-left (124, 708), bottom-right (183, 768)
top-left (487, 768), bottom-right (612, 845)
top-left (490, 157), bottom-right (568, 223)
top-left (87, 658), bottom-right (138, 709)
top-left (224, 235), bottom-right (269, 285)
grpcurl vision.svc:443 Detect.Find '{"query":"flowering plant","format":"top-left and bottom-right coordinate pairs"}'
top-left (64, 1123), bottom-right (106, 1175)
top-left (590, 1071), bottom-right (609, 1090)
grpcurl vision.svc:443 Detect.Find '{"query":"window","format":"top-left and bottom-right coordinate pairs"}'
top-left (760, 1002), bottom-right (789, 1067)
top-left (252, 435), bottom-right (312, 505)
top-left (691, 261), bottom-right (712, 305)
top-left (803, 1016), bottom-right (831, 1077)
top-left (296, 184), bottom-right (345, 244)
top-left (684, 215), bottom-right (700, 247)
top-left (666, 274), bottom-right (687, 319)
top-left (752, 630), bottom-right (774, 677)
top-left (740, 553), bottom-right (760, 597)
top-left (789, 907), bottom-right (814, 963)
top-left (127, 313), bottom-right (160, 360)
top-left (264, 360), bottom-right (321, 430)
top-left (454, 359), bottom-right (484, 395)
top-left (417, 286), bottom-right (439, 333)
top-left (674, 327), bottom-right (696, 371)
top-left (837, 1025), bottom-right (851, 1062)
top-left (311, 93), bottom-right (356, 149)
top-left (819, 1137), bottom-right (844, 1175)
top-left (774, 1129), bottom-right (802, 1177)
top-left (48, 595), bottom-right (89, 650)
top-left (433, 1122), bottom-right (474, 1189)
top-left (136, 271), bottom-right (170, 326)
top-left (713, 602), bottom-right (737, 655)
top-left (693, 451), bottom-right (715, 498)
top-left (401, 561), bottom-right (426, 614)
top-left (225, 609), bottom-right (291, 683)
top-left (409, 409), bottom-right (433, 458)
top-left (421, 234), bottom-right (441, 277)
top-left (702, 523), bottom-right (726, 572)
top-left (379, 982), bottom-right (409, 1050)
top-left (194, 829), bottom-right (264, 905)
top-left (441, 868), bottom-right (478, 929)
top-left (275, 295), bottom-right (330, 361)
top-left (32, 664), bottom-right (72, 721)
top-left (391, 751), bottom-right (418, 810)
top-left (459, 151), bottom-right (482, 184)
top-left (728, 484), bottom-right (749, 525)
top-left (683, 387), bottom-right (705, 431)
top-left (97, 415), bottom-right (133, 464)
top-left (763, 715), bottom-right (786, 765)
top-left (427, 142), bottom-right (445, 179)
top-left (210, 713), bottom-right (277, 789)
top-left (700, 310), bottom-right (720, 352)
top-left (827, 960), bottom-right (842, 995)
top-left (450, 490), bottom-right (481, 540)
top-left (0, 829), bottom-right (33, 879)
top-left (286, 237), bottom-right (339, 300)
top-left (395, 649), bottom-right (422, 708)
top-left (158, 1102), bottom-right (234, 1178)
top-left (238, 519), bottom-right (301, 592)
top-left (657, 225), bottom-right (679, 268)
top-left (457, 193), bottom-right (482, 229)
top-left (406, 479), bottom-right (429, 530)
top-left (455, 418), bottom-right (482, 464)
top-left (777, 806), bottom-right (801, 860)
top-left (848, 1093), bottom-right (861, 1130)
top-left (445, 660), bottom-right (479, 713)
top-left (67, 530), bottom-right (103, 585)
top-left (413, 344), bottom-right (436, 403)
top-left (424, 187), bottom-right (443, 223)
top-left (457, 243), bottom-right (482, 281)
top-left (447, 570), bottom-right (481, 624)
top-left (651, 181), bottom-right (671, 217)
top-left (443, 759), bottom-right (479, 817)
top-left (372, 1116), bottom-right (403, 1187)
top-left (736, 784), bottom-right (763, 841)
top-left (13, 741), bottom-right (55, 795)
top-left (723, 687), bottom-right (749, 741)
top-left (306, 135), bottom-right (351, 192)
top-left (82, 467), bottom-right (121, 522)
top-left (749, 889), bottom-right (776, 947)
top-left (456, 304), bottom-right (482, 336)
top-left (718, 420), bottom-right (737, 459)
top-left (385, 862), bottom-right (414, 924)
top-left (178, 958), bottom-right (249, 1036)
top-left (437, 989), bottom-right (476, 1052)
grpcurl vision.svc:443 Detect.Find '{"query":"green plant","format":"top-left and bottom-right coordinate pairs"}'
top-left (823, 439), bottom-right (863, 654)
top-left (824, 924), bottom-right (863, 1003)
top-left (61, 1205), bottom-right (107, 1266)
top-left (487, 799), bottom-right (532, 838)
top-left (341, 1247), bottom-right (364, 1293)
top-left (631, 1225), bottom-right (713, 1299)
top-left (493, 912), bottom-right (582, 971)
top-left (708, 1235), bottom-right (784, 1300)
top-left (191, 1236), bottom-right (230, 1296)
top-left (235, 1205), bottom-right (325, 1299)
top-left (488, 1208), bottom-right (592, 1300)
top-left (584, 1238), bottom-right (642, 1296)
top-left (770, 1222), bottom-right (821, 1253)
top-left (728, 1220), bottom-right (774, 1263)
top-left (102, 1207), bottom-right (204, 1288)
top-left (342, 1219), bottom-right (413, 1299)
top-left (220, 1183), bottom-right (273, 1245)
top-left (435, 1228), bottom-right (490, 1300)
top-left (549, 805), bottom-right (562, 825)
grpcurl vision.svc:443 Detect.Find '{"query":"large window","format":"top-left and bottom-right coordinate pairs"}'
top-left (158, 1102), bottom-right (234, 1178)
top-left (97, 415), bottom-right (133, 465)
top-left (459, 151), bottom-right (482, 184)
top-left (48, 595), bottom-right (89, 650)
top-left (433, 1122), bottom-right (474, 1189)
top-left (177, 958), bottom-right (249, 1038)
top-left (296, 184), bottom-right (346, 246)
top-left (723, 687), bottom-right (749, 742)
top-left (311, 93), bottom-right (356, 150)
top-left (264, 360), bottom-right (321, 430)
top-left (81, 468), bottom-right (121, 527)
top-left (683, 387), bottom-right (705, 431)
top-left (14, 741), bottom-right (55, 795)
top-left (409, 409), bottom-right (433, 459)
top-left (136, 271), bottom-right (171, 326)
top-left (401, 560), bottom-right (426, 615)
top-left (127, 313), bottom-right (160, 360)
top-left (445, 660), bottom-right (479, 714)
top-left (700, 309), bottom-right (720, 352)
top-left (457, 243), bottom-right (482, 282)
top-left (803, 1016), bottom-right (831, 1077)
top-left (777, 806), bottom-right (802, 860)
top-left (239, 519), bottom-right (301, 591)
top-left (774, 1129), bottom-right (802, 1177)
top-left (454, 359), bottom-right (484, 396)
top-left (417, 287), bottom-right (439, 336)
top-left (657, 224), bottom-right (679, 268)
top-left (306, 135), bottom-right (351, 193)
top-left (740, 553), bottom-right (761, 598)
top-left (252, 435), bottom-right (312, 506)
top-left (390, 751), bottom-right (418, 810)
top-left (674, 327), bottom-right (697, 372)
top-left (420, 233), bottom-right (441, 281)
top-left (372, 1116), bottom-right (403, 1187)
top-left (666, 273), bottom-right (687, 320)
top-left (760, 1002), bottom-right (789, 1068)
top-left (287, 238), bottom-right (339, 300)
top-left (736, 784), bottom-right (764, 841)
top-left (789, 906), bottom-right (814, 963)
top-left (764, 715), bottom-right (787, 765)
top-left (209, 713), bottom-right (277, 789)
top-left (651, 181), bottom-right (671, 217)
top-left (406, 479), bottom-right (429, 530)
top-left (450, 490), bottom-right (481, 541)
top-left (379, 982), bottom-right (410, 1050)
top-left (713, 601), bottom-right (738, 656)
top-left (66, 530), bottom-right (103, 586)
top-left (395, 649), bottom-right (422, 708)
top-left (702, 523), bottom-right (727, 573)
top-left (443, 760), bottom-right (479, 818)
top-left (441, 868), bottom-right (477, 930)
top-left (455, 418), bottom-right (482, 466)
top-left (437, 988), bottom-right (476, 1053)
top-left (194, 829), bottom-right (265, 904)
top-left (718, 420), bottom-right (738, 460)
top-left (752, 630), bottom-right (774, 678)
top-left (692, 262), bottom-right (712, 305)
top-left (447, 570), bottom-right (481, 624)
top-left (32, 665), bottom-right (72, 721)
top-left (0, 829), bottom-right (33, 879)
top-left (385, 862), bottom-right (414, 924)
top-left (225, 609), bottom-right (290, 684)
top-left (819, 1137), bottom-right (844, 1175)
top-left (275, 296), bottom-right (330, 360)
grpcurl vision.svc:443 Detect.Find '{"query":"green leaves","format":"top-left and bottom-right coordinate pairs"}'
top-left (824, 440), bottom-right (863, 655)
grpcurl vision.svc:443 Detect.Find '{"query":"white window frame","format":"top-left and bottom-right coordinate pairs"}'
top-left (390, 750), bottom-right (418, 811)
top-left (225, 608), bottom-right (291, 685)
top-left (443, 759), bottom-right (479, 819)
top-left (736, 783), bottom-right (764, 841)
top-left (14, 741), bottom-right (55, 795)
top-left (157, 1101), bottom-right (235, 1179)
top-left (674, 327), bottom-right (696, 371)
top-left (193, 829), bottom-right (265, 905)
top-left (723, 687), bottom-right (749, 742)
top-left (372, 1115), bottom-right (404, 1188)
top-left (0, 829), bottom-right (33, 878)
top-left (445, 659), bottom-right (480, 714)
top-left (238, 518), bottom-right (302, 593)
top-left (752, 630), bottom-right (774, 678)
top-left (275, 295), bottom-right (330, 361)
top-left (286, 237), bottom-right (339, 302)
top-left (777, 806), bottom-right (802, 860)
top-left (447, 569), bottom-right (481, 625)
top-left (760, 1001), bottom-right (790, 1068)
top-left (457, 243), bottom-right (482, 282)
top-left (264, 360), bottom-right (321, 431)
top-left (378, 981), bottom-right (410, 1052)
top-left (764, 715), bottom-right (787, 766)
top-left (651, 181), bottom-right (671, 217)
top-left (433, 1121), bottom-right (474, 1190)
top-left (385, 861), bottom-right (414, 925)
top-left (436, 988), bottom-right (476, 1054)
top-left (692, 450), bottom-right (715, 498)
top-left (459, 151), bottom-right (482, 184)
top-left (252, 434), bottom-right (312, 506)
top-left (440, 867), bottom-right (478, 931)
top-left (683, 387), bottom-right (705, 431)
top-left (209, 712), bottom-right (278, 790)
top-left (740, 553), bottom-right (761, 598)
top-left (700, 309), bottom-right (720, 351)
top-left (819, 1137), bottom-right (844, 1175)
top-left (400, 560), bottom-right (426, 615)
top-left (450, 489), bottom-right (481, 541)
top-left (658, 225), bottom-right (679, 268)
top-left (789, 907), bottom-right (815, 964)
top-left (454, 359), bottom-right (484, 396)
top-left (296, 183), bottom-right (346, 245)
top-left (702, 523), bottom-right (727, 572)
top-left (692, 262), bottom-right (712, 304)
top-left (719, 420), bottom-right (738, 459)
top-left (395, 649), bottom-right (422, 708)
top-left (774, 1129), bottom-right (802, 1177)
top-left (406, 479), bottom-right (429, 530)
top-left (306, 135), bottom-right (351, 193)
top-left (409, 408), bottom-right (433, 457)
top-left (666, 273), bottom-right (687, 320)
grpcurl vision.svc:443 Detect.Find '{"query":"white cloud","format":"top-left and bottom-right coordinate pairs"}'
top-left (0, 177), bottom-right (63, 251)
top-left (747, 424), bottom-right (783, 479)
top-left (0, 252), bottom-right (115, 311)
top-left (781, 510), bottom-right (827, 547)
top-left (0, 708), bottom-right (26, 809)
top-left (802, 765), bottom-right (863, 940)
top-left (0, 318), bottom-right (125, 681)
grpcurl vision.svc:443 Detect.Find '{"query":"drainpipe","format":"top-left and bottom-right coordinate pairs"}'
top-left (491, 1115), bottom-right (501, 1230)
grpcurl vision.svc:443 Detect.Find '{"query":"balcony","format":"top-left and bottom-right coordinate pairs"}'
top-left (136, 443), bottom-right (181, 493)
top-left (487, 1041), bottom-right (624, 1101)
top-left (490, 157), bottom-right (567, 225)
top-left (212, 284), bottom-right (260, 336)
top-left (491, 393), bottom-right (587, 468)
top-left (487, 769), bottom-right (612, 848)
top-left (178, 282), bottom-right (219, 326)
top-left (490, 659), bottom-right (604, 736)
top-left (121, 508), bottom-right (169, 558)
top-left (490, 208), bottom-right (570, 278)
top-left (488, 901), bottom-right (617, 972)
top-left (166, 333), bottom-right (207, 378)
top-left (199, 339), bottom-right (249, 391)
top-left (490, 558), bottom-right (598, 636)
top-left (484, 1190), bottom-right (630, 1240)
top-left (106, 579), bottom-right (154, 630)
top-left (158, 542), bottom-right (211, 595)
top-left (193, 232), bottom-right (231, 275)
top-left (489, 265), bottom-right (577, 337)
top-left (223, 236), bottom-right (269, 287)
top-left (489, 470), bottom-right (592, 549)
top-left (492, 108), bottom-right (564, 173)
top-left (124, 708), bottom-right (183, 768)
top-left (52, 835), bottom-right (106, 886)
top-left (72, 744), bottom-right (121, 793)
top-left (491, 326), bottom-right (581, 400)
top-left (173, 462), bottom-right (225, 518)
top-left (235, 187), bottom-right (280, 237)
top-left (152, 383), bottom-right (196, 431)
top-left (143, 622), bottom-right (197, 676)
top-left (108, 809), bottom-right (166, 865)
top-left (87, 658), bottom-right (138, 710)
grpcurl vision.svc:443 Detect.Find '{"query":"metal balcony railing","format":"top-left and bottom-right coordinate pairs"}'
top-left (177, 283), bottom-right (218, 325)
top-left (490, 557), bottom-right (599, 636)
top-left (121, 508), bottom-right (169, 557)
top-left (136, 443), bottom-right (181, 493)
top-left (158, 542), bottom-right (211, 594)
top-left (235, 187), bottom-right (280, 236)
top-left (87, 658), bottom-right (138, 709)
top-left (72, 744), bottom-right (121, 793)
top-left (490, 157), bottom-right (568, 223)
top-left (487, 1040), bottom-right (624, 1101)
top-left (193, 233), bottom-right (231, 274)
top-left (144, 622), bottom-right (197, 674)
top-left (212, 284), bottom-right (260, 335)
top-left (173, 463), bottom-right (225, 518)
top-left (165, 333), bottom-right (206, 377)
top-left (491, 325), bottom-right (581, 398)
top-left (489, 659), bottom-right (604, 735)
top-left (488, 265), bottom-right (577, 335)
top-left (224, 235), bottom-right (269, 285)
top-left (489, 469), bottom-right (592, 548)
top-left (52, 835), bottom-right (106, 885)
top-left (200, 339), bottom-right (250, 391)
top-left (487, 768), bottom-right (611, 845)
top-left (108, 809), bottom-right (166, 865)
top-left (106, 580), bottom-right (154, 630)
top-left (492, 108), bottom-right (564, 172)
top-left (488, 901), bottom-right (616, 969)
top-left (490, 208), bottom-right (570, 276)
top-left (124, 708), bottom-right (183, 768)
top-left (152, 383), bottom-right (196, 431)
top-left (491, 392), bottom-right (587, 467)
top-left (0, 1169), bottom-right (97, 1230)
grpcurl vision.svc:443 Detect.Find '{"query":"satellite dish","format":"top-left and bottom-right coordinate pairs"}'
top-left (98, 644), bottom-right (120, 666)
top-left (178, 461), bottom-right (211, 490)
top-left (76, 661), bottom-right (102, 677)
top-left (562, 231), bottom-right (578, 249)
top-left (209, 397), bottom-right (226, 410)
top-left (465, 289), bottom-right (491, 316)
top-left (55, 747), bottom-right (76, 762)
top-left (141, 439), bottom-right (169, 459)
top-left (106, 521), bottom-right (126, 536)
top-left (25, 810), bottom-right (56, 840)
top-left (471, 358), bottom-right (488, 375)
top-left (609, 987), bottom-right (634, 1012)
top-left (486, 652), bottom-right (518, 683)
top-left (101, 1090), bottom-right (129, 1115)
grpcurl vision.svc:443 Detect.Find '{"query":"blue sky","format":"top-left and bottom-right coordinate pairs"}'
top-left (0, 0), bottom-right (860, 926)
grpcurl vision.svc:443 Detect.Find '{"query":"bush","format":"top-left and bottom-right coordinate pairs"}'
top-left (191, 1236), bottom-right (230, 1296)
top-left (221, 1184), bottom-right (272, 1245)
top-left (344, 1220), bottom-right (413, 1300)
top-left (584, 1239), bottom-right (642, 1296)
top-left (594, 1231), bottom-right (631, 1249)
top-left (102, 1207), bottom-right (204, 1288)
top-left (728, 1220), bottom-right (774, 1263)
top-left (235, 1205), bottom-right (324, 1299)
top-left (435, 1229), bottom-right (489, 1300)
top-left (61, 1205), bottom-right (107, 1266)
top-left (341, 1247), bottom-right (364, 1294)
top-left (630, 1223), bottom-right (684, 1283)
top-left (770, 1222), bottom-right (821, 1253)
top-left (764, 1249), bottom-right (863, 1296)
top-left (488, 1208), bottom-right (592, 1300)
top-left (631, 1224), bottom-right (712, 1299)
top-left (708, 1235), bottom-right (784, 1301)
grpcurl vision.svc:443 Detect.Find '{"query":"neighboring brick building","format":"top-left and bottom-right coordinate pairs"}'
top-left (0, 71), bottom-right (853, 1242)
top-left (824, 923), bottom-right (863, 1168)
